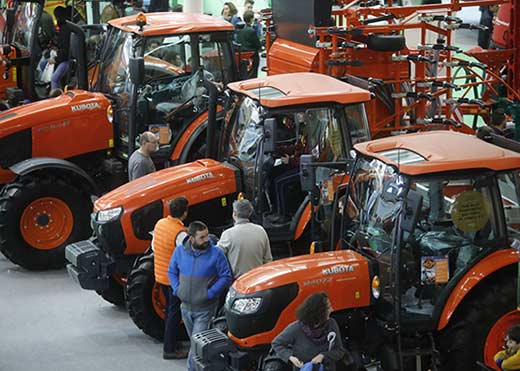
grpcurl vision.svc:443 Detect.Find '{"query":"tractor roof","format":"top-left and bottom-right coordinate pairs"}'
top-left (227, 72), bottom-right (371, 108)
top-left (109, 12), bottom-right (234, 36)
top-left (354, 131), bottom-right (520, 175)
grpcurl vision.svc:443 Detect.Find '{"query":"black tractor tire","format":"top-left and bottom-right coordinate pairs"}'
top-left (439, 271), bottom-right (516, 371)
top-left (0, 174), bottom-right (92, 270)
top-left (367, 34), bottom-right (406, 52)
top-left (126, 253), bottom-right (165, 341)
top-left (262, 359), bottom-right (290, 371)
top-left (96, 276), bottom-right (125, 306)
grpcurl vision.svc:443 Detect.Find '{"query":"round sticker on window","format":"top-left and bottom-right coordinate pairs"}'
top-left (451, 191), bottom-right (491, 233)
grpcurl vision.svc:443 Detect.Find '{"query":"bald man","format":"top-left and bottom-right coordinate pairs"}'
top-left (128, 131), bottom-right (158, 181)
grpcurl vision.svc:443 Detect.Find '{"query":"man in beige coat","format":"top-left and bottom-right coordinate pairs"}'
top-left (218, 199), bottom-right (272, 278)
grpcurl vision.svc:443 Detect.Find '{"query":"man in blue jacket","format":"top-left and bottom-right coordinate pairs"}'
top-left (168, 220), bottom-right (232, 371)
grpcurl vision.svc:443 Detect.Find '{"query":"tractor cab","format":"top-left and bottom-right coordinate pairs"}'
top-left (1, 0), bottom-right (106, 103)
top-left (315, 131), bottom-right (520, 369)
top-left (213, 72), bottom-right (371, 248)
top-left (96, 13), bottom-right (240, 169)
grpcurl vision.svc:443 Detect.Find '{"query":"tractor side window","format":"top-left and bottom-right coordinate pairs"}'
top-left (400, 174), bottom-right (499, 319)
top-left (497, 170), bottom-right (520, 240)
top-left (199, 34), bottom-right (234, 84)
top-left (345, 156), bottom-right (403, 255)
top-left (305, 108), bottom-right (345, 162)
top-left (344, 103), bottom-right (370, 145)
top-left (101, 29), bottom-right (132, 95)
top-left (12, 2), bottom-right (40, 56)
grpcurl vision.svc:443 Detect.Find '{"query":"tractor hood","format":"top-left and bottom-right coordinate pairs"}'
top-left (0, 90), bottom-right (111, 137)
top-left (225, 250), bottom-right (372, 346)
top-left (233, 250), bottom-right (372, 309)
top-left (94, 159), bottom-right (239, 212)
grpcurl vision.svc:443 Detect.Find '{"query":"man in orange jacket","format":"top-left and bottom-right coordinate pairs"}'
top-left (153, 196), bottom-right (189, 359)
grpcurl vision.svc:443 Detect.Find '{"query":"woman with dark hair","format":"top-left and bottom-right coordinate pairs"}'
top-left (221, 2), bottom-right (242, 28)
top-left (271, 292), bottom-right (345, 370)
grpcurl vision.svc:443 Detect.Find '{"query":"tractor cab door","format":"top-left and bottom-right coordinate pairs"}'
top-left (397, 172), bottom-right (503, 327)
top-left (219, 95), bottom-right (264, 203)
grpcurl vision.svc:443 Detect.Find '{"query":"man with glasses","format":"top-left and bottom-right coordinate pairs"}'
top-left (128, 131), bottom-right (158, 181)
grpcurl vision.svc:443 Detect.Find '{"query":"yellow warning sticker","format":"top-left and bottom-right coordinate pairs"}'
top-left (109, 139), bottom-right (114, 148)
top-left (451, 191), bottom-right (491, 233)
top-left (221, 197), bottom-right (227, 207)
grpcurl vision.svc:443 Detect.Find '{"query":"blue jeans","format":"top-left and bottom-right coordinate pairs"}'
top-left (51, 60), bottom-right (69, 90)
top-left (181, 304), bottom-right (217, 371)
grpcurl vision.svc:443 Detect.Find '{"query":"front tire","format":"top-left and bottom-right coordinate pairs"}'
top-left (126, 253), bottom-right (165, 340)
top-left (0, 174), bottom-right (92, 270)
top-left (439, 270), bottom-right (517, 371)
top-left (96, 275), bottom-right (126, 306)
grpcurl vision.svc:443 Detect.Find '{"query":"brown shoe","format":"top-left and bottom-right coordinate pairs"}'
top-left (163, 350), bottom-right (189, 360)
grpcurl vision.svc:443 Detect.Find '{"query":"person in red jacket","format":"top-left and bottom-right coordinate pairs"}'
top-left (152, 196), bottom-right (189, 359)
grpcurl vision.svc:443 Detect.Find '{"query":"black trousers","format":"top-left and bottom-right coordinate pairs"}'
top-left (161, 284), bottom-right (182, 353)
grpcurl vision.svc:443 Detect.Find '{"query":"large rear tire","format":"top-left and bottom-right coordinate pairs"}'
top-left (126, 253), bottom-right (165, 340)
top-left (0, 174), bottom-right (92, 270)
top-left (439, 270), bottom-right (517, 371)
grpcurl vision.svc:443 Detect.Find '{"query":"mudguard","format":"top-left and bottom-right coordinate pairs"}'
top-left (10, 157), bottom-right (98, 194)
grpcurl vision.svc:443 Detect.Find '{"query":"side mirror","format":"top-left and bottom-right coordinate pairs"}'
top-left (129, 57), bottom-right (144, 85)
top-left (300, 155), bottom-right (316, 193)
top-left (401, 189), bottom-right (423, 233)
top-left (5, 9), bottom-right (14, 33)
top-left (263, 118), bottom-right (277, 153)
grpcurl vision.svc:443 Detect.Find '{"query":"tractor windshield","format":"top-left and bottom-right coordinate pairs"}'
top-left (11, 1), bottom-right (40, 56)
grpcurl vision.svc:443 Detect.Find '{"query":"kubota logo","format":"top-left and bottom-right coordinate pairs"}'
top-left (322, 265), bottom-right (354, 275)
top-left (71, 103), bottom-right (101, 112)
top-left (186, 172), bottom-right (214, 184)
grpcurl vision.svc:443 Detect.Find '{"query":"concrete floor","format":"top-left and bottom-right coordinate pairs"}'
top-left (0, 255), bottom-right (186, 371)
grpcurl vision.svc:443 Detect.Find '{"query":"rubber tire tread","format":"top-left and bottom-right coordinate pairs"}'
top-left (126, 253), bottom-right (164, 341)
top-left (438, 272), bottom-right (516, 371)
top-left (0, 174), bottom-right (92, 270)
top-left (96, 276), bottom-right (125, 306)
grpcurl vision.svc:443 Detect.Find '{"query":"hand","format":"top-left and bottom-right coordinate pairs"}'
top-left (311, 354), bottom-right (324, 364)
top-left (281, 154), bottom-right (290, 165)
top-left (48, 57), bottom-right (55, 65)
top-left (289, 356), bottom-right (304, 368)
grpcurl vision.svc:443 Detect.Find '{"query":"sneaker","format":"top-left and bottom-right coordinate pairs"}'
top-left (163, 350), bottom-right (189, 359)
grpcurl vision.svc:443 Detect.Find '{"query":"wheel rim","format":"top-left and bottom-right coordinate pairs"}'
top-left (20, 197), bottom-right (74, 250)
top-left (484, 310), bottom-right (520, 369)
top-left (152, 282), bottom-right (166, 320)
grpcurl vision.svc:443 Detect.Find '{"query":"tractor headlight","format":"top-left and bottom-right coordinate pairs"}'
top-left (97, 207), bottom-right (123, 222)
top-left (371, 275), bottom-right (381, 299)
top-left (107, 105), bottom-right (113, 123)
top-left (225, 287), bottom-right (236, 308)
top-left (231, 297), bottom-right (262, 314)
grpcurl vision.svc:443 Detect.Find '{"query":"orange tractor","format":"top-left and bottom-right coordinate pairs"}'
top-left (0, 11), bottom-right (249, 270)
top-left (194, 130), bottom-right (520, 371)
top-left (66, 72), bottom-right (374, 339)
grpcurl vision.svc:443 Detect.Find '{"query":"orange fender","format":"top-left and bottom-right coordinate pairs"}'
top-left (293, 202), bottom-right (311, 240)
top-left (170, 107), bottom-right (223, 162)
top-left (437, 248), bottom-right (518, 330)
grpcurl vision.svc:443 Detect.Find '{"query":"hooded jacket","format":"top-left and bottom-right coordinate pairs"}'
top-left (167, 239), bottom-right (232, 311)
